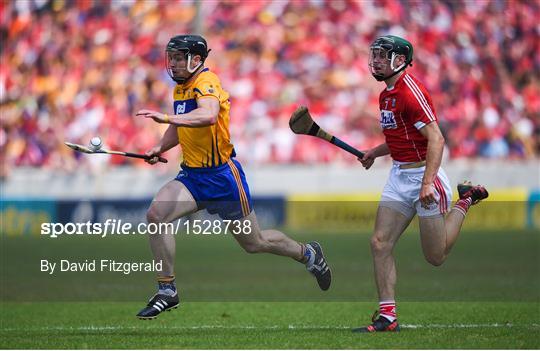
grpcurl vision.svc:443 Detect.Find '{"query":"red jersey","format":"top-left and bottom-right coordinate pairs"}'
top-left (379, 72), bottom-right (437, 162)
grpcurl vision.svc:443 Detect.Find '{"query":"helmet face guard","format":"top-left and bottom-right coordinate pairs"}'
top-left (166, 35), bottom-right (210, 84)
top-left (166, 49), bottom-right (202, 84)
top-left (368, 35), bottom-right (413, 81)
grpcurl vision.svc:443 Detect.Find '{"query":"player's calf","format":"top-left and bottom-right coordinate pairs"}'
top-left (419, 215), bottom-right (450, 266)
top-left (423, 252), bottom-right (445, 266)
top-left (239, 239), bottom-right (267, 254)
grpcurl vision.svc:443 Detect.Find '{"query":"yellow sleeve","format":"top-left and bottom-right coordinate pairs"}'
top-left (193, 75), bottom-right (220, 100)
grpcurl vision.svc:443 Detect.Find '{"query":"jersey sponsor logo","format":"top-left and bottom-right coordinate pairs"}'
top-left (380, 109), bottom-right (397, 129)
top-left (177, 102), bottom-right (186, 114)
top-left (174, 99), bottom-right (197, 115)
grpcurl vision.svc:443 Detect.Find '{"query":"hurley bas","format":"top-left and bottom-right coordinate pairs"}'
top-left (40, 259), bottom-right (162, 275)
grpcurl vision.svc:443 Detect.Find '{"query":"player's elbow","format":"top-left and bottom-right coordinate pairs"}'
top-left (206, 115), bottom-right (218, 125)
top-left (429, 132), bottom-right (445, 148)
top-left (200, 111), bottom-right (217, 126)
top-left (437, 133), bottom-right (445, 145)
top-left (194, 106), bottom-right (218, 126)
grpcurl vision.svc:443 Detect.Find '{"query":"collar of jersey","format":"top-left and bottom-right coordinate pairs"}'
top-left (386, 71), bottom-right (406, 91)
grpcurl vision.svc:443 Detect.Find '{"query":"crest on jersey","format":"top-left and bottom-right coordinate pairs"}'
top-left (202, 84), bottom-right (215, 94)
top-left (380, 110), bottom-right (397, 129)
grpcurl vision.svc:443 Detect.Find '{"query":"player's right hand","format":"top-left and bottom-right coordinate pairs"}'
top-left (358, 150), bottom-right (376, 170)
top-left (145, 146), bottom-right (163, 165)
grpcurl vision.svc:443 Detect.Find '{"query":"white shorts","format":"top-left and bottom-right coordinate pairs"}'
top-left (380, 162), bottom-right (453, 218)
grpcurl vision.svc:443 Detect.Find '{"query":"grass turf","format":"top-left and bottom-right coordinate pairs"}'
top-left (1, 229), bottom-right (539, 348)
top-left (0, 302), bottom-right (538, 349)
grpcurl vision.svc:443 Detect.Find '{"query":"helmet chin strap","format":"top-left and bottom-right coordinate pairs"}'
top-left (390, 52), bottom-right (406, 72)
top-left (186, 54), bottom-right (203, 73)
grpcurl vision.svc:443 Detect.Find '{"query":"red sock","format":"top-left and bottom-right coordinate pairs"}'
top-left (454, 198), bottom-right (473, 216)
top-left (379, 301), bottom-right (397, 322)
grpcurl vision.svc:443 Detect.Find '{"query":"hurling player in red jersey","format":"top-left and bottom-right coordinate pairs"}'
top-left (353, 35), bottom-right (489, 333)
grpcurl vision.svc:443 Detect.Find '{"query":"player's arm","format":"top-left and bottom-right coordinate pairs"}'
top-left (157, 124), bottom-right (179, 152)
top-left (418, 122), bottom-right (445, 207)
top-left (359, 143), bottom-right (390, 170)
top-left (168, 97), bottom-right (219, 127)
top-left (144, 124), bottom-right (179, 165)
top-left (136, 97), bottom-right (219, 128)
top-left (369, 143), bottom-right (391, 158)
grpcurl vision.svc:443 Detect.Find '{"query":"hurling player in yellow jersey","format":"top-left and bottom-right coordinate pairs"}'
top-left (134, 35), bottom-right (331, 319)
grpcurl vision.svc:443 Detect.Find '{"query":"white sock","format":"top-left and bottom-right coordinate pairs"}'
top-left (158, 279), bottom-right (177, 296)
top-left (379, 300), bottom-right (397, 322)
top-left (158, 287), bottom-right (177, 296)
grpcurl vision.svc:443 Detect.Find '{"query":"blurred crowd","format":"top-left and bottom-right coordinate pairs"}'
top-left (1, 0), bottom-right (538, 176)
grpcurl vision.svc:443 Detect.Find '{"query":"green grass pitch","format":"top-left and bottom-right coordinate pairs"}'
top-left (1, 302), bottom-right (539, 349)
top-left (1, 228), bottom-right (539, 348)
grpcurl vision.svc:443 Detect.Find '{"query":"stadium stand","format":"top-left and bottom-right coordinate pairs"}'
top-left (1, 0), bottom-right (538, 178)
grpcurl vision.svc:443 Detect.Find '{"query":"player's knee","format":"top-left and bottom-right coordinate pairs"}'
top-left (425, 253), bottom-right (446, 267)
top-left (370, 235), bottom-right (392, 254)
top-left (146, 206), bottom-right (165, 224)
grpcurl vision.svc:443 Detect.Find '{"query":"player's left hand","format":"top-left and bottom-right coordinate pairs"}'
top-left (136, 109), bottom-right (168, 124)
top-left (419, 182), bottom-right (437, 209)
top-left (358, 150), bottom-right (376, 170)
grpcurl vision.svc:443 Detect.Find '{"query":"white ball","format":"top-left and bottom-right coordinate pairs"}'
top-left (89, 136), bottom-right (103, 151)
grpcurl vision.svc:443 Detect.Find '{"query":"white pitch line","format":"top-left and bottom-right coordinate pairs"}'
top-left (1, 323), bottom-right (539, 332)
top-left (403, 323), bottom-right (518, 329)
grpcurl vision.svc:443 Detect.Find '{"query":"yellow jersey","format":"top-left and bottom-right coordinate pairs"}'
top-left (173, 68), bottom-right (235, 168)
